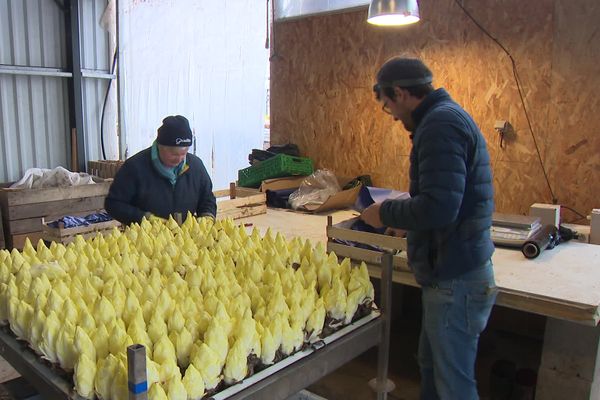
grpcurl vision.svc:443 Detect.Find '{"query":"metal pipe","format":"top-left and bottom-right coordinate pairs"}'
top-left (127, 344), bottom-right (148, 400)
top-left (0, 65), bottom-right (72, 78)
top-left (65, 0), bottom-right (87, 172)
top-left (0, 65), bottom-right (115, 80)
top-left (376, 253), bottom-right (394, 399)
top-left (81, 69), bottom-right (116, 79)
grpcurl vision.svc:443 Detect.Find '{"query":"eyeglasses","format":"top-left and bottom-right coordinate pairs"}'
top-left (382, 101), bottom-right (392, 115)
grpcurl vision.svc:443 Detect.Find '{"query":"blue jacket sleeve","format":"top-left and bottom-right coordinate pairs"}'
top-left (195, 161), bottom-right (217, 218)
top-left (380, 121), bottom-right (469, 231)
top-left (104, 164), bottom-right (146, 225)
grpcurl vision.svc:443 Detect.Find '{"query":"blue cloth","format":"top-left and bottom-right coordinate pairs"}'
top-left (84, 212), bottom-right (112, 224)
top-left (379, 88), bottom-right (495, 286)
top-left (48, 212), bottom-right (113, 228)
top-left (105, 147), bottom-right (216, 225)
top-left (48, 216), bottom-right (89, 228)
top-left (419, 260), bottom-right (497, 400)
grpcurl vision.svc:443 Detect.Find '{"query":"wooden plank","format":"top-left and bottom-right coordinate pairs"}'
top-left (8, 208), bottom-right (106, 235)
top-left (0, 181), bottom-right (111, 206)
top-left (327, 241), bottom-right (409, 271)
top-left (213, 186), bottom-right (261, 199)
top-left (496, 290), bottom-right (600, 326)
top-left (217, 193), bottom-right (267, 213)
top-left (42, 219), bottom-right (121, 238)
top-left (235, 187), bottom-right (262, 197)
top-left (217, 204), bottom-right (267, 220)
top-left (327, 225), bottom-right (407, 251)
top-left (6, 196), bottom-right (106, 220)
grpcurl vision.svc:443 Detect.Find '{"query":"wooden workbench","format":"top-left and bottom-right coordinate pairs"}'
top-left (241, 208), bottom-right (600, 400)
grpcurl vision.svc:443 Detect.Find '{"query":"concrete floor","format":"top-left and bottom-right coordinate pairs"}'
top-left (0, 358), bottom-right (18, 384)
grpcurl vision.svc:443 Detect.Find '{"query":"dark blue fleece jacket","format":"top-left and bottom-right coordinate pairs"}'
top-left (380, 88), bottom-right (494, 285)
top-left (105, 147), bottom-right (216, 224)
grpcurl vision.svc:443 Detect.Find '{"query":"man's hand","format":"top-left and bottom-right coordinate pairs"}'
top-left (360, 203), bottom-right (385, 228)
top-left (385, 227), bottom-right (407, 238)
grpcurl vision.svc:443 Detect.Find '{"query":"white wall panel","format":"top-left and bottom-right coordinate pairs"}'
top-left (120, 0), bottom-right (269, 189)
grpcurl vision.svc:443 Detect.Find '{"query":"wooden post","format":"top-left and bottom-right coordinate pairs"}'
top-left (127, 344), bottom-right (148, 400)
top-left (230, 182), bottom-right (237, 199)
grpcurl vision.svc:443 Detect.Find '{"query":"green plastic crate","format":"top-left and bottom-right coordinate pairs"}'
top-left (238, 154), bottom-right (314, 188)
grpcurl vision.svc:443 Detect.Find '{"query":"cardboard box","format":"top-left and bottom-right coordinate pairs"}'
top-left (259, 175), bottom-right (361, 213)
top-left (260, 176), bottom-right (307, 192)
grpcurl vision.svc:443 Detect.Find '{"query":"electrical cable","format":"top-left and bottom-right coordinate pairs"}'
top-left (453, 0), bottom-right (589, 219)
top-left (100, 47), bottom-right (118, 161)
top-left (561, 205), bottom-right (588, 221)
top-left (452, 0), bottom-right (556, 203)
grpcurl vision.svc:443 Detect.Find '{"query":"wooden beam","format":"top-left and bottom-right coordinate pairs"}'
top-left (6, 196), bottom-right (106, 220)
top-left (327, 242), bottom-right (409, 271)
top-left (0, 182), bottom-right (111, 206)
top-left (327, 225), bottom-right (407, 251)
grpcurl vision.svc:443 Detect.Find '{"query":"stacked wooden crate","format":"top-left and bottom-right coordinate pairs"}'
top-left (0, 178), bottom-right (112, 249)
top-left (88, 160), bottom-right (124, 179)
top-left (326, 216), bottom-right (409, 271)
top-left (41, 218), bottom-right (121, 245)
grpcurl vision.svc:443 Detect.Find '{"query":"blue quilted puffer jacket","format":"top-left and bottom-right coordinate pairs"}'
top-left (380, 88), bottom-right (494, 285)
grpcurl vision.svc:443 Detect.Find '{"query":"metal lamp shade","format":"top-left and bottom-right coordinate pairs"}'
top-left (367, 0), bottom-right (420, 26)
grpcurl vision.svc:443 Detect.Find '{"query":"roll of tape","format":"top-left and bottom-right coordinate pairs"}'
top-left (522, 225), bottom-right (558, 259)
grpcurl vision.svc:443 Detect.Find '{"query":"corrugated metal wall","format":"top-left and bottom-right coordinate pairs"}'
top-left (0, 0), bottom-right (112, 183)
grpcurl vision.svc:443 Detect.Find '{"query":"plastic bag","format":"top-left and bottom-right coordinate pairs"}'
top-left (10, 166), bottom-right (95, 189)
top-left (288, 169), bottom-right (341, 210)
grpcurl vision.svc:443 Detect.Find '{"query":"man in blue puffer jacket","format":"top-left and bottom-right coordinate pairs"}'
top-left (361, 57), bottom-right (496, 399)
top-left (105, 115), bottom-right (216, 225)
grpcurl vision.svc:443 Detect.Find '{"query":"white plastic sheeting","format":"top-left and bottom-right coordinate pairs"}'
top-left (275, 0), bottom-right (369, 21)
top-left (119, 0), bottom-right (269, 189)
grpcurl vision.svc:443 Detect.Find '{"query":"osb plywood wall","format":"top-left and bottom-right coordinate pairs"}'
top-left (270, 0), bottom-right (600, 218)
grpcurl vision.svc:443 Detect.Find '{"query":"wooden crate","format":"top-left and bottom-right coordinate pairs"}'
top-left (0, 177), bottom-right (112, 249)
top-left (326, 216), bottom-right (410, 271)
top-left (214, 183), bottom-right (267, 220)
top-left (41, 217), bottom-right (121, 244)
top-left (88, 160), bottom-right (124, 179)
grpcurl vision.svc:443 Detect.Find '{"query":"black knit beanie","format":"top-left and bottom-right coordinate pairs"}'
top-left (376, 57), bottom-right (433, 88)
top-left (157, 115), bottom-right (193, 147)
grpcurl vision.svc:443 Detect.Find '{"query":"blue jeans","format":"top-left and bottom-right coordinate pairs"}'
top-left (419, 261), bottom-right (497, 400)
